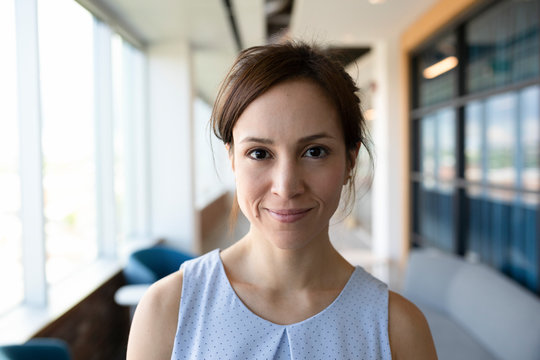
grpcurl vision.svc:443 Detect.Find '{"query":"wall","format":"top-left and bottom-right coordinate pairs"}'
top-left (371, 35), bottom-right (407, 263)
top-left (148, 41), bottom-right (199, 253)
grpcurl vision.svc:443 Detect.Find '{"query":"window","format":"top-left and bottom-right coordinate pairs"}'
top-left (38, 0), bottom-right (97, 284)
top-left (466, 0), bottom-right (539, 93)
top-left (415, 34), bottom-right (457, 108)
top-left (411, 0), bottom-right (540, 294)
top-left (416, 109), bottom-right (456, 252)
top-left (0, 0), bottom-right (23, 314)
top-left (112, 34), bottom-right (149, 247)
top-left (0, 0), bottom-right (148, 318)
top-left (464, 86), bottom-right (539, 290)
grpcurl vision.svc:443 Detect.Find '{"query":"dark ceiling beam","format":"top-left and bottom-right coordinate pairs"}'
top-left (223, 0), bottom-right (243, 51)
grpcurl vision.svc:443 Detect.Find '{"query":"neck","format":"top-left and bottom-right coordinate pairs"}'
top-left (236, 226), bottom-right (352, 291)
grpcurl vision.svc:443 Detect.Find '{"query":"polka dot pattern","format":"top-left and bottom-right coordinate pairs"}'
top-left (171, 249), bottom-right (391, 359)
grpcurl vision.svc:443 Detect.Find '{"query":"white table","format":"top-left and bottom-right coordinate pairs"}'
top-left (114, 284), bottom-right (151, 307)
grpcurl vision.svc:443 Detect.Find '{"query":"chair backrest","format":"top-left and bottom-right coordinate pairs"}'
top-left (0, 338), bottom-right (71, 360)
top-left (123, 245), bottom-right (193, 284)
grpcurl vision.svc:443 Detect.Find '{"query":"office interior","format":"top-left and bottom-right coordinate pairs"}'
top-left (0, 0), bottom-right (538, 359)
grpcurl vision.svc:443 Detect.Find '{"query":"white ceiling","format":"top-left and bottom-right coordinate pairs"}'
top-left (95, 0), bottom-right (440, 49)
top-left (94, 0), bottom-right (439, 102)
top-left (291, 0), bottom-right (439, 46)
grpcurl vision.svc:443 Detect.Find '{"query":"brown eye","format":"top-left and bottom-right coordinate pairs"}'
top-left (304, 146), bottom-right (328, 158)
top-left (248, 149), bottom-right (270, 160)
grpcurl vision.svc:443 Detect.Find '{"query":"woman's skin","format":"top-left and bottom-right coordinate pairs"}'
top-left (127, 79), bottom-right (437, 360)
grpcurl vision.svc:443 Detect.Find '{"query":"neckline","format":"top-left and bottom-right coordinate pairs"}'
top-left (213, 248), bottom-right (359, 327)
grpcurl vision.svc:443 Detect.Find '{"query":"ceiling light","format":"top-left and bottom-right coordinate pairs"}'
top-left (423, 56), bottom-right (458, 79)
top-left (369, 0), bottom-right (387, 4)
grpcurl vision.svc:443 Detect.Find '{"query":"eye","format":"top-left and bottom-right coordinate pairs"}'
top-left (247, 148), bottom-right (271, 160)
top-left (304, 146), bottom-right (328, 158)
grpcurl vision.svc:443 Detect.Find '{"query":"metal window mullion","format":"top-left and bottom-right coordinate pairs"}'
top-left (515, 92), bottom-right (523, 191)
top-left (14, 0), bottom-right (47, 307)
top-left (94, 19), bottom-right (116, 258)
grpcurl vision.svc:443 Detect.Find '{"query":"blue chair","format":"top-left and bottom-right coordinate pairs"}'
top-left (0, 338), bottom-right (71, 360)
top-left (123, 245), bottom-right (193, 284)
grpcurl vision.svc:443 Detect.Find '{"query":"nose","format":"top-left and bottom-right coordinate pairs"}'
top-left (271, 158), bottom-right (305, 199)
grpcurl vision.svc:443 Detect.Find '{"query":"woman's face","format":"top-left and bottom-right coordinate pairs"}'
top-left (230, 78), bottom-right (352, 250)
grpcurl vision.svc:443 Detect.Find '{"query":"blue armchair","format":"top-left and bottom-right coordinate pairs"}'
top-left (123, 245), bottom-right (193, 285)
top-left (0, 338), bottom-right (71, 360)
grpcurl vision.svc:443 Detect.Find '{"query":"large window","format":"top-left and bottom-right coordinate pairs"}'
top-left (411, 0), bottom-right (540, 294)
top-left (0, 0), bottom-right (148, 315)
top-left (38, 0), bottom-right (97, 285)
top-left (0, 0), bottom-right (23, 314)
top-left (112, 34), bottom-right (149, 248)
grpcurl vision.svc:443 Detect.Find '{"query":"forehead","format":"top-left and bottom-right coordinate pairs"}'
top-left (233, 78), bottom-right (342, 142)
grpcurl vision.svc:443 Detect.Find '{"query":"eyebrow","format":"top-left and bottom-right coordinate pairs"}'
top-left (239, 132), bottom-right (335, 145)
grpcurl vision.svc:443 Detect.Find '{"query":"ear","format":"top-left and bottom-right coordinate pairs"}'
top-left (225, 143), bottom-right (235, 172)
top-left (344, 142), bottom-right (361, 185)
top-left (348, 142), bottom-right (361, 170)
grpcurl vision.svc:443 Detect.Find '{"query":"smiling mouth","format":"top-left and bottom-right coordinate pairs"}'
top-left (266, 208), bottom-right (313, 223)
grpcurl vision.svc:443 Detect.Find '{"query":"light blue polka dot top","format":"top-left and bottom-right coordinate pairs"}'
top-left (171, 249), bottom-right (391, 359)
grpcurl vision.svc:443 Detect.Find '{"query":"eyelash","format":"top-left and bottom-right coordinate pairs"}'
top-left (246, 146), bottom-right (330, 161)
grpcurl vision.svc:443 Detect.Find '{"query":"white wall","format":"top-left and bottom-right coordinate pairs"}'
top-left (371, 36), bottom-right (406, 262)
top-left (148, 41), bottom-right (199, 252)
top-left (193, 97), bottom-right (235, 210)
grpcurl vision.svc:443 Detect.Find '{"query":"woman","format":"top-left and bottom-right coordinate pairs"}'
top-left (127, 42), bottom-right (437, 359)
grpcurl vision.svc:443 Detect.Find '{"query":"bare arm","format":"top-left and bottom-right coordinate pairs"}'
top-left (388, 291), bottom-right (438, 360)
top-left (126, 270), bottom-right (183, 360)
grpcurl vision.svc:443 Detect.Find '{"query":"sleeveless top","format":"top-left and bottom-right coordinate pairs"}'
top-left (171, 249), bottom-right (391, 360)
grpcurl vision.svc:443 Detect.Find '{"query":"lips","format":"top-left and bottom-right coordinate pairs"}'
top-left (265, 208), bottom-right (313, 223)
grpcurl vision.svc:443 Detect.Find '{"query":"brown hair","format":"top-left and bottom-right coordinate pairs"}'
top-left (211, 41), bottom-right (373, 224)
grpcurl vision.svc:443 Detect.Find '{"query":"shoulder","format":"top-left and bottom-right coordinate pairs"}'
top-left (126, 270), bottom-right (184, 360)
top-left (388, 291), bottom-right (438, 360)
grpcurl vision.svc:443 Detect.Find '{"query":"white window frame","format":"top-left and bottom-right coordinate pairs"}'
top-left (15, 0), bottom-right (47, 308)
top-left (94, 19), bottom-right (117, 258)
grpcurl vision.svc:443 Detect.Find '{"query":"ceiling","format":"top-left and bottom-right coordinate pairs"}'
top-left (92, 0), bottom-right (439, 102)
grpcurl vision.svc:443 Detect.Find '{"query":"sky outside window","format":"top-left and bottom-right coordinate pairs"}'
top-left (0, 0), bottom-right (23, 315)
top-left (38, 0), bottom-right (97, 285)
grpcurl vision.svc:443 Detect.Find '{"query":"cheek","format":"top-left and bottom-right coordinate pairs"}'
top-left (234, 163), bottom-right (267, 212)
top-left (311, 163), bottom-right (347, 205)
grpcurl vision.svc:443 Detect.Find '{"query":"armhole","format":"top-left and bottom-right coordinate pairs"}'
top-left (177, 262), bottom-right (187, 315)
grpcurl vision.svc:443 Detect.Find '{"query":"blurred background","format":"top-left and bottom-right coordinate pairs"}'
top-left (0, 0), bottom-right (538, 359)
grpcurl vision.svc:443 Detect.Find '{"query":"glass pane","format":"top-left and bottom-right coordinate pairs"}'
top-left (486, 93), bottom-right (517, 194)
top-left (465, 102), bottom-right (484, 183)
top-left (466, 190), bottom-right (539, 293)
top-left (416, 34), bottom-right (457, 107)
top-left (112, 33), bottom-right (126, 246)
top-left (0, 0), bottom-right (23, 314)
top-left (417, 184), bottom-right (454, 252)
top-left (38, 0), bottom-right (97, 285)
top-left (112, 36), bottom-right (148, 246)
top-left (520, 86), bottom-right (540, 192)
top-left (466, 0), bottom-right (540, 93)
top-left (421, 108), bottom-right (456, 185)
top-left (421, 115), bottom-right (436, 178)
top-left (437, 109), bottom-right (456, 183)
